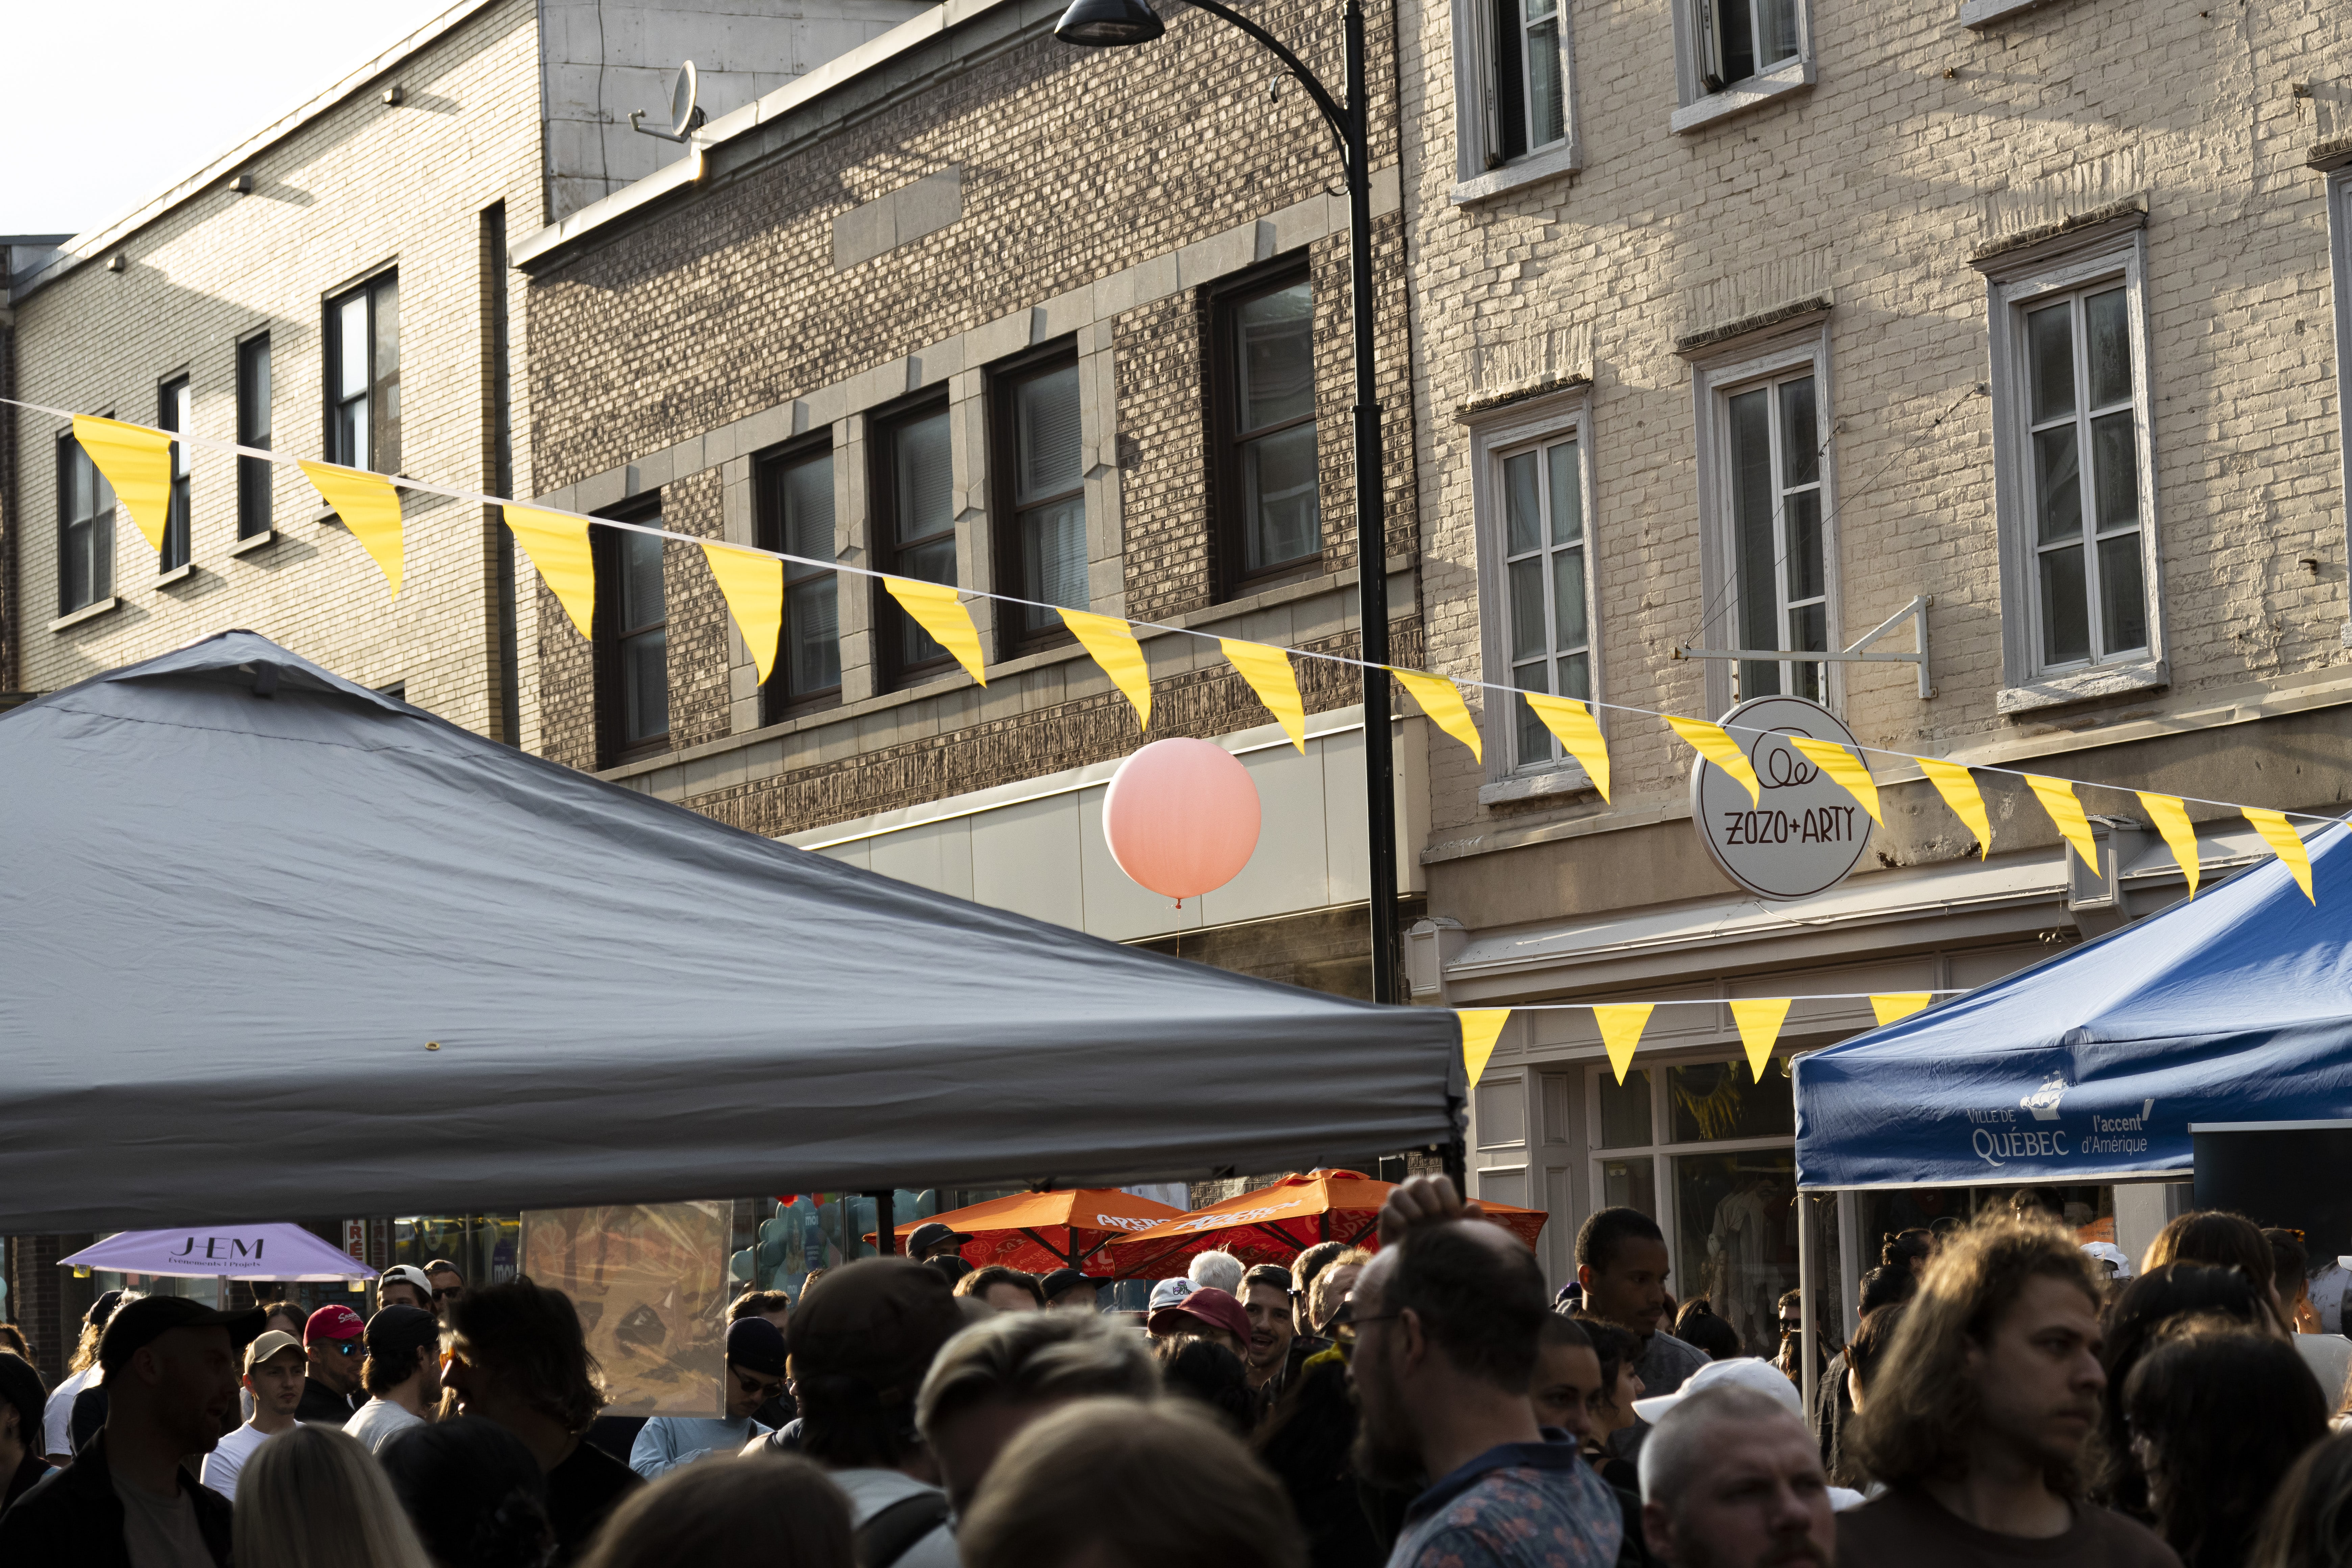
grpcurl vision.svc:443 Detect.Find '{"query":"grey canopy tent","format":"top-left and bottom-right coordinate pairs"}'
top-left (0, 633), bottom-right (1461, 1232)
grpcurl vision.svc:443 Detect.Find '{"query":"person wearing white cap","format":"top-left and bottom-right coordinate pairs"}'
top-left (1638, 1382), bottom-right (1838, 1568)
top-left (377, 1265), bottom-right (437, 1313)
top-left (199, 1330), bottom-right (306, 1501)
top-left (1632, 1358), bottom-right (1867, 1512)
top-left (2080, 1242), bottom-right (2132, 1283)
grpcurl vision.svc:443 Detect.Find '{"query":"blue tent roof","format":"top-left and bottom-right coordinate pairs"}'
top-left (1793, 822), bottom-right (2352, 1190)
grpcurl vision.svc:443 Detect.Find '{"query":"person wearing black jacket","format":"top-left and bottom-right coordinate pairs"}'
top-left (0, 1295), bottom-right (263, 1568)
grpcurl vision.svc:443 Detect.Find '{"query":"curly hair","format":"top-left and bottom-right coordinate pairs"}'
top-left (1852, 1213), bottom-right (2106, 1495)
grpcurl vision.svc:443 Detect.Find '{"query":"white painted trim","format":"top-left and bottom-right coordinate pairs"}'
top-left (1447, 0), bottom-right (1583, 203)
top-left (2330, 170), bottom-right (2352, 644)
top-left (1670, 54), bottom-right (1813, 133)
top-left (1958, 0), bottom-right (2062, 29)
top-left (1997, 658), bottom-right (2168, 716)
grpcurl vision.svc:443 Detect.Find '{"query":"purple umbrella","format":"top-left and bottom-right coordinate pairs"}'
top-left (58, 1225), bottom-right (376, 1282)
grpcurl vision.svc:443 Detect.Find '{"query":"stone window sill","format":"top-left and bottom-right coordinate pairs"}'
top-left (1451, 144), bottom-right (1581, 206)
top-left (229, 528), bottom-right (278, 556)
top-left (1959, 0), bottom-right (2061, 28)
top-left (1479, 764), bottom-right (1600, 807)
top-left (1998, 659), bottom-right (2168, 716)
top-left (156, 563), bottom-right (196, 588)
top-left (1671, 58), bottom-right (1813, 134)
top-left (50, 597), bottom-right (120, 632)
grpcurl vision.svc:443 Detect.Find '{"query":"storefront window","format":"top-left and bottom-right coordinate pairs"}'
top-left (1598, 1069), bottom-right (1653, 1150)
top-left (392, 1214), bottom-right (520, 1289)
top-left (1673, 1148), bottom-right (1798, 1356)
top-left (1600, 1156), bottom-right (1657, 1215)
top-left (1669, 1057), bottom-right (1795, 1143)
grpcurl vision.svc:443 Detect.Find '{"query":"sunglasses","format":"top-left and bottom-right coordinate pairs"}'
top-left (433, 1288), bottom-right (464, 1302)
top-left (326, 1341), bottom-right (362, 1358)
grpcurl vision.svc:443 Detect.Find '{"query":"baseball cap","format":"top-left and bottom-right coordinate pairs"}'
top-left (305, 1304), bottom-right (366, 1344)
top-left (380, 1265), bottom-right (435, 1297)
top-left (2082, 1241), bottom-right (2133, 1279)
top-left (727, 1315), bottom-right (789, 1378)
top-left (787, 1257), bottom-right (964, 1402)
top-left (1630, 1355), bottom-right (1802, 1426)
top-left (99, 1296), bottom-right (268, 1375)
top-left (1146, 1277), bottom-right (1195, 1312)
top-left (365, 1305), bottom-right (441, 1359)
top-left (1038, 1268), bottom-right (1092, 1301)
top-left (905, 1222), bottom-right (974, 1257)
top-left (244, 1330), bottom-right (307, 1374)
top-left (1148, 1285), bottom-right (1250, 1344)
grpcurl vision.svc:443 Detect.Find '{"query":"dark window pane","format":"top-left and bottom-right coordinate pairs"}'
top-left (1790, 603), bottom-right (1826, 701)
top-left (1552, 546), bottom-right (1586, 651)
top-left (1598, 1068), bottom-right (1652, 1148)
top-left (2098, 533), bottom-right (2148, 655)
top-left (1235, 284), bottom-right (1315, 431)
top-left (239, 336), bottom-right (272, 538)
top-left (1526, 2), bottom-right (1565, 148)
top-left (1601, 1157), bottom-right (1656, 1216)
top-left (2027, 301), bottom-right (2075, 424)
top-left (786, 576), bottom-right (840, 695)
top-left (1556, 649), bottom-right (1590, 701)
top-left (1514, 666), bottom-right (1550, 765)
top-left (782, 456), bottom-right (834, 565)
top-left (2090, 410), bottom-right (2138, 532)
top-left (374, 275), bottom-right (400, 473)
top-left (1241, 420), bottom-right (1320, 569)
top-left (2085, 287), bottom-right (2131, 409)
top-left (1509, 557), bottom-right (1545, 661)
top-left (1020, 496), bottom-right (1088, 630)
top-left (1729, 387), bottom-right (1777, 688)
top-left (1503, 450), bottom-right (1541, 555)
top-left (2039, 545), bottom-right (2090, 665)
top-left (1783, 490), bottom-right (1822, 602)
top-left (1760, 0), bottom-right (1799, 64)
top-left (1491, 0), bottom-right (1526, 162)
top-left (893, 413), bottom-right (953, 544)
top-left (898, 536), bottom-right (957, 666)
top-left (1668, 1057), bottom-right (1795, 1143)
top-left (338, 294), bottom-right (369, 400)
top-left (2032, 425), bottom-right (2082, 543)
top-left (621, 629), bottom-right (667, 742)
top-left (1014, 365), bottom-right (1083, 504)
top-left (1778, 376), bottom-right (1818, 487)
top-left (1717, 0), bottom-right (1756, 84)
top-left (1547, 440), bottom-right (1582, 547)
top-left (619, 529), bottom-right (664, 631)
top-left (1672, 1147), bottom-right (1796, 1354)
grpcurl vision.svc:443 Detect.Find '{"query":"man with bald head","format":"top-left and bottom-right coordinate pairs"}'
top-left (1356, 1176), bottom-right (1622, 1568)
top-left (1639, 1384), bottom-right (1836, 1568)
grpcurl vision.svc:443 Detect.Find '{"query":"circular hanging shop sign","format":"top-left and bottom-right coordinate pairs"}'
top-left (1689, 695), bottom-right (1872, 901)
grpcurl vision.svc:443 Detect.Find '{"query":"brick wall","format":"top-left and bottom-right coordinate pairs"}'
top-left (6, 1233), bottom-right (93, 1386)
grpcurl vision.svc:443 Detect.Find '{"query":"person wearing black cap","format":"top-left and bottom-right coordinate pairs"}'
top-left (904, 1222), bottom-right (973, 1265)
top-left (0, 1293), bottom-right (264, 1567)
top-left (344, 1305), bottom-right (445, 1455)
top-left (0, 1347), bottom-right (53, 1510)
top-left (1038, 1268), bottom-right (1100, 1312)
top-left (627, 1317), bottom-right (785, 1478)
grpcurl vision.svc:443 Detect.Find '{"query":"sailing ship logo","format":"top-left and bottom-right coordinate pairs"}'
top-left (2020, 1073), bottom-right (2068, 1122)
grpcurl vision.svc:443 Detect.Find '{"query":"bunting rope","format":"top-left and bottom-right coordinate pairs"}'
top-left (1454, 991), bottom-right (1968, 1088)
top-left (27, 400), bottom-right (2334, 913)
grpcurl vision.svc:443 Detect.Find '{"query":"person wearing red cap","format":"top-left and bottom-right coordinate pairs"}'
top-left (295, 1305), bottom-right (365, 1427)
top-left (1146, 1287), bottom-right (1251, 1361)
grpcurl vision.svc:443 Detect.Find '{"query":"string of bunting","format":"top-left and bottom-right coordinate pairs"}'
top-left (1455, 991), bottom-right (1964, 1091)
top-left (36, 402), bottom-right (2331, 913)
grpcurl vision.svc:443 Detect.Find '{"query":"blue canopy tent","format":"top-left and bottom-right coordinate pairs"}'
top-left (1784, 818), bottom-right (2350, 1406)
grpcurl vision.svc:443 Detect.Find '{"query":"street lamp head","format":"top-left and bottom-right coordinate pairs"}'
top-left (1053, 0), bottom-right (1164, 46)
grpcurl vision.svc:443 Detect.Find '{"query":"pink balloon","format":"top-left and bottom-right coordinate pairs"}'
top-left (1102, 738), bottom-right (1262, 905)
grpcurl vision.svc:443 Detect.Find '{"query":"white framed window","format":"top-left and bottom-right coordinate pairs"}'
top-left (1688, 319), bottom-right (1839, 717)
top-left (1469, 386), bottom-right (1603, 801)
top-left (1980, 215), bottom-right (2163, 711)
top-left (1448, 0), bottom-right (1579, 202)
top-left (1670, 0), bottom-right (1814, 134)
top-left (2328, 164), bottom-right (2352, 643)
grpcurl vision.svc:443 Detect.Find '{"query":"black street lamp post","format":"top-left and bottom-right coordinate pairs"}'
top-left (1056, 0), bottom-right (1402, 1007)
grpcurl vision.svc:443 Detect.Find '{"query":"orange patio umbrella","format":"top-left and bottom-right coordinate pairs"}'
top-left (1104, 1169), bottom-right (1548, 1279)
top-left (880, 1188), bottom-right (1188, 1277)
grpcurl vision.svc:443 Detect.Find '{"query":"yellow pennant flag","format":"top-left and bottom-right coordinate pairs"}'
top-left (1788, 735), bottom-right (1882, 826)
top-left (1221, 639), bottom-right (1306, 753)
top-left (2245, 808), bottom-right (2316, 904)
top-left (1666, 716), bottom-right (1762, 806)
top-left (1593, 1003), bottom-right (1654, 1085)
top-left (885, 577), bottom-right (988, 685)
top-left (1918, 758), bottom-right (1991, 858)
top-left (700, 543), bottom-right (785, 687)
top-left (1458, 1009), bottom-right (1511, 1091)
top-left (503, 506), bottom-right (597, 639)
top-left (2136, 791), bottom-right (2201, 900)
top-left (1390, 668), bottom-right (1480, 763)
top-left (1730, 997), bottom-right (1792, 1081)
top-left (72, 415), bottom-right (173, 554)
top-left (2024, 774), bottom-right (2099, 875)
top-left (299, 461), bottom-right (405, 598)
top-left (1060, 609), bottom-right (1151, 730)
top-left (1523, 693), bottom-right (1611, 801)
top-left (1870, 993), bottom-right (1932, 1027)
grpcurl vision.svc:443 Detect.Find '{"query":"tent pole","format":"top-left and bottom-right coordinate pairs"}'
top-left (1797, 1194), bottom-right (1818, 1419)
top-left (873, 1192), bottom-right (895, 1256)
top-left (1444, 1094), bottom-right (1468, 1201)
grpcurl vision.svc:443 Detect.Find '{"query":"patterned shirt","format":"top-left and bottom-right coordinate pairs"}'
top-left (1386, 1439), bottom-right (1624, 1568)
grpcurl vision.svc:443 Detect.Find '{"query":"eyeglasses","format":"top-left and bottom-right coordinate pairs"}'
top-left (433, 1287), bottom-right (464, 1302)
top-left (326, 1341), bottom-right (362, 1358)
top-left (1331, 1310), bottom-right (1403, 1346)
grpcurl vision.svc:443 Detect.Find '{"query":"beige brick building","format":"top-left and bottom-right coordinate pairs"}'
top-left (1397, 0), bottom-right (2352, 1322)
top-left (514, 0), bottom-right (1436, 1001)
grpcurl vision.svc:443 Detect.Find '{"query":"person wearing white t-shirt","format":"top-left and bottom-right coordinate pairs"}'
top-left (342, 1305), bottom-right (442, 1455)
top-left (41, 1289), bottom-right (134, 1463)
top-left (200, 1330), bottom-right (306, 1501)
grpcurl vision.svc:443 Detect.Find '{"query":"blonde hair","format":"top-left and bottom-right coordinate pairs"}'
top-left (232, 1425), bottom-right (433, 1568)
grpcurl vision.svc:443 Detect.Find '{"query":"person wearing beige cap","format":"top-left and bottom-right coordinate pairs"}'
top-left (200, 1329), bottom-right (306, 1502)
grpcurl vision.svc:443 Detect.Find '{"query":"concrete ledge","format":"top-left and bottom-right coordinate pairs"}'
top-left (1669, 57), bottom-right (1812, 135)
top-left (155, 563), bottom-right (197, 588)
top-left (48, 597), bottom-right (120, 633)
top-left (1451, 143), bottom-right (1581, 206)
top-left (228, 528), bottom-right (279, 556)
top-left (1998, 659), bottom-right (2169, 716)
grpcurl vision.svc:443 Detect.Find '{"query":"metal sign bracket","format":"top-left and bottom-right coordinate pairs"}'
top-left (1672, 594), bottom-right (1934, 700)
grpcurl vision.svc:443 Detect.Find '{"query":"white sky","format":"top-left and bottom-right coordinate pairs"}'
top-left (3, 1), bottom-right (459, 237)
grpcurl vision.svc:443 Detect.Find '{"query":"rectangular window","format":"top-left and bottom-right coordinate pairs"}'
top-left (1697, 0), bottom-right (1799, 93)
top-left (158, 377), bottom-right (192, 572)
top-left (598, 521), bottom-right (669, 758)
top-left (2020, 285), bottom-right (2148, 668)
top-left (237, 334), bottom-right (272, 538)
top-left (57, 433), bottom-right (116, 614)
top-left (1214, 269), bottom-right (1321, 592)
top-left (1501, 435), bottom-right (1590, 770)
top-left (873, 401), bottom-right (959, 687)
top-left (1489, 0), bottom-right (1569, 163)
top-left (326, 271), bottom-right (399, 475)
top-left (991, 349), bottom-right (1088, 655)
top-left (1726, 371), bottom-right (1826, 701)
top-left (758, 443), bottom-right (842, 717)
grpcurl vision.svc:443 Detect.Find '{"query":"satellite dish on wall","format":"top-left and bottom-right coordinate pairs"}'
top-left (630, 60), bottom-right (707, 143)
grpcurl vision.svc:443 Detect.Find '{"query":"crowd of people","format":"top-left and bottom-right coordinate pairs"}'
top-left (5, 1189), bottom-right (2352, 1568)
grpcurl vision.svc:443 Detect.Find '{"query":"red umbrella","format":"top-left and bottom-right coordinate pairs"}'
top-left (871, 1189), bottom-right (1187, 1276)
top-left (1104, 1169), bottom-right (1548, 1279)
